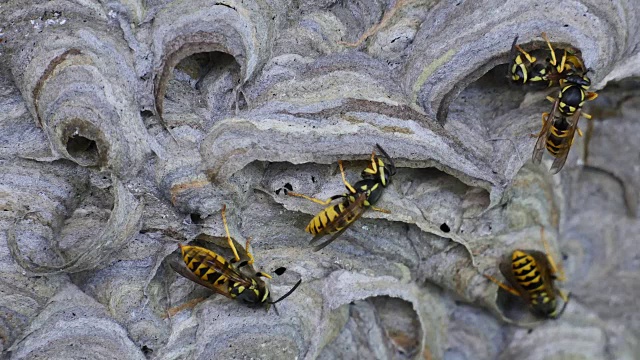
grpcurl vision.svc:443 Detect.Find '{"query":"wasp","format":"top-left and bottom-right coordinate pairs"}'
top-left (510, 33), bottom-right (585, 88)
top-left (169, 205), bottom-right (301, 313)
top-left (532, 72), bottom-right (598, 173)
top-left (483, 228), bottom-right (570, 319)
top-left (285, 144), bottom-right (396, 251)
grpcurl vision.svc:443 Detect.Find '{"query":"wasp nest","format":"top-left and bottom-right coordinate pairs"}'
top-left (1, 0), bottom-right (639, 359)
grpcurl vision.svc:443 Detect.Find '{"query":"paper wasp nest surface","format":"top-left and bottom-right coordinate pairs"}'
top-left (1, 0), bottom-right (639, 359)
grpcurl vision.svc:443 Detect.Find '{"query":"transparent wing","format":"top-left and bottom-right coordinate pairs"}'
top-left (169, 257), bottom-right (234, 299)
top-left (309, 193), bottom-right (368, 251)
top-left (532, 97), bottom-right (560, 164)
top-left (550, 110), bottom-right (582, 174)
top-left (203, 253), bottom-right (253, 287)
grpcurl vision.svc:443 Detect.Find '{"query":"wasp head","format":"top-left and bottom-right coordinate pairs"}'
top-left (231, 277), bottom-right (270, 308)
top-left (361, 144), bottom-right (396, 186)
top-left (564, 73), bottom-right (591, 90)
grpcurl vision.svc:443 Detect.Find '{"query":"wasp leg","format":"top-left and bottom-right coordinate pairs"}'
top-left (558, 289), bottom-right (570, 303)
top-left (221, 204), bottom-right (241, 262)
top-left (530, 112), bottom-right (550, 138)
top-left (165, 297), bottom-right (207, 318)
top-left (371, 205), bottom-right (391, 214)
top-left (483, 274), bottom-right (521, 297)
top-left (338, 160), bottom-right (357, 193)
top-left (286, 191), bottom-right (345, 205)
top-left (515, 44), bottom-right (536, 64)
top-left (540, 227), bottom-right (566, 281)
top-left (541, 32), bottom-right (558, 68)
top-left (363, 149), bottom-right (378, 176)
top-left (255, 271), bottom-right (272, 279)
top-left (244, 237), bottom-right (255, 265)
top-left (577, 128), bottom-right (583, 137)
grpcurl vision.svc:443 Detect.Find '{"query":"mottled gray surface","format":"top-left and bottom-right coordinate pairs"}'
top-left (0, 0), bottom-right (639, 359)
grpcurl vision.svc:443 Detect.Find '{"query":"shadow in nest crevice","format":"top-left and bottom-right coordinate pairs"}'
top-left (160, 51), bottom-right (243, 131)
top-left (444, 64), bottom-right (528, 136)
top-left (321, 296), bottom-right (422, 360)
top-left (66, 134), bottom-right (99, 165)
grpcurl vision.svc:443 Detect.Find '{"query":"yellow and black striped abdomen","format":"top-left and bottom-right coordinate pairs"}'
top-left (180, 245), bottom-right (230, 289)
top-left (305, 202), bottom-right (347, 235)
top-left (511, 250), bottom-right (559, 316)
top-left (545, 118), bottom-right (572, 157)
top-left (512, 250), bottom-right (549, 298)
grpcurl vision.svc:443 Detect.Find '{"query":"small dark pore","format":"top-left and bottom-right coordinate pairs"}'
top-left (440, 223), bottom-right (450, 233)
top-left (190, 213), bottom-right (204, 224)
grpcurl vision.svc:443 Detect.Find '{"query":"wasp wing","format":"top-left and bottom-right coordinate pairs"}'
top-left (528, 250), bottom-right (557, 288)
top-left (169, 257), bottom-right (235, 299)
top-left (202, 252), bottom-right (254, 287)
top-left (497, 255), bottom-right (530, 303)
top-left (549, 110), bottom-right (582, 174)
top-left (309, 192), bottom-right (368, 251)
top-left (532, 96), bottom-right (560, 164)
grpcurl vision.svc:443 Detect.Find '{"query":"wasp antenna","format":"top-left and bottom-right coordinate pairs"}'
top-left (268, 279), bottom-right (302, 305)
top-left (553, 292), bottom-right (571, 319)
top-left (375, 144), bottom-right (396, 175)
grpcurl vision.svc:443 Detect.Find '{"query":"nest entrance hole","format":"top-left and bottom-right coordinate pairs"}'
top-left (446, 64), bottom-right (528, 132)
top-left (165, 51), bottom-right (245, 127)
top-left (66, 134), bottom-right (99, 165)
top-left (173, 51), bottom-right (240, 91)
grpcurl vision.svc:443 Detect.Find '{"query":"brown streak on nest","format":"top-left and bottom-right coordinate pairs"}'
top-left (278, 98), bottom-right (433, 127)
top-left (169, 179), bottom-right (211, 205)
top-left (164, 296), bottom-right (207, 318)
top-left (338, 0), bottom-right (414, 47)
top-left (205, 147), bottom-right (249, 182)
top-left (422, 347), bottom-right (433, 360)
top-left (32, 49), bottom-right (83, 128)
top-left (381, 126), bottom-right (413, 134)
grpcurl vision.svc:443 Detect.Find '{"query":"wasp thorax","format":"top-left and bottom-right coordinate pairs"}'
top-left (530, 293), bottom-right (558, 318)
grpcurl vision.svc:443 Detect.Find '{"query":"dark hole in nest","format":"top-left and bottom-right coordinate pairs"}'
top-left (274, 267), bottom-right (287, 276)
top-left (166, 51), bottom-right (244, 121)
top-left (140, 110), bottom-right (154, 118)
top-left (141, 345), bottom-right (153, 354)
top-left (66, 135), bottom-right (99, 164)
top-left (174, 51), bottom-right (239, 88)
top-left (440, 223), bottom-right (450, 233)
top-left (190, 213), bottom-right (204, 224)
top-left (275, 183), bottom-right (293, 195)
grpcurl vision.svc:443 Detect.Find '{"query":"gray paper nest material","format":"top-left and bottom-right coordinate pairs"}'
top-left (0, 0), bottom-right (639, 359)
